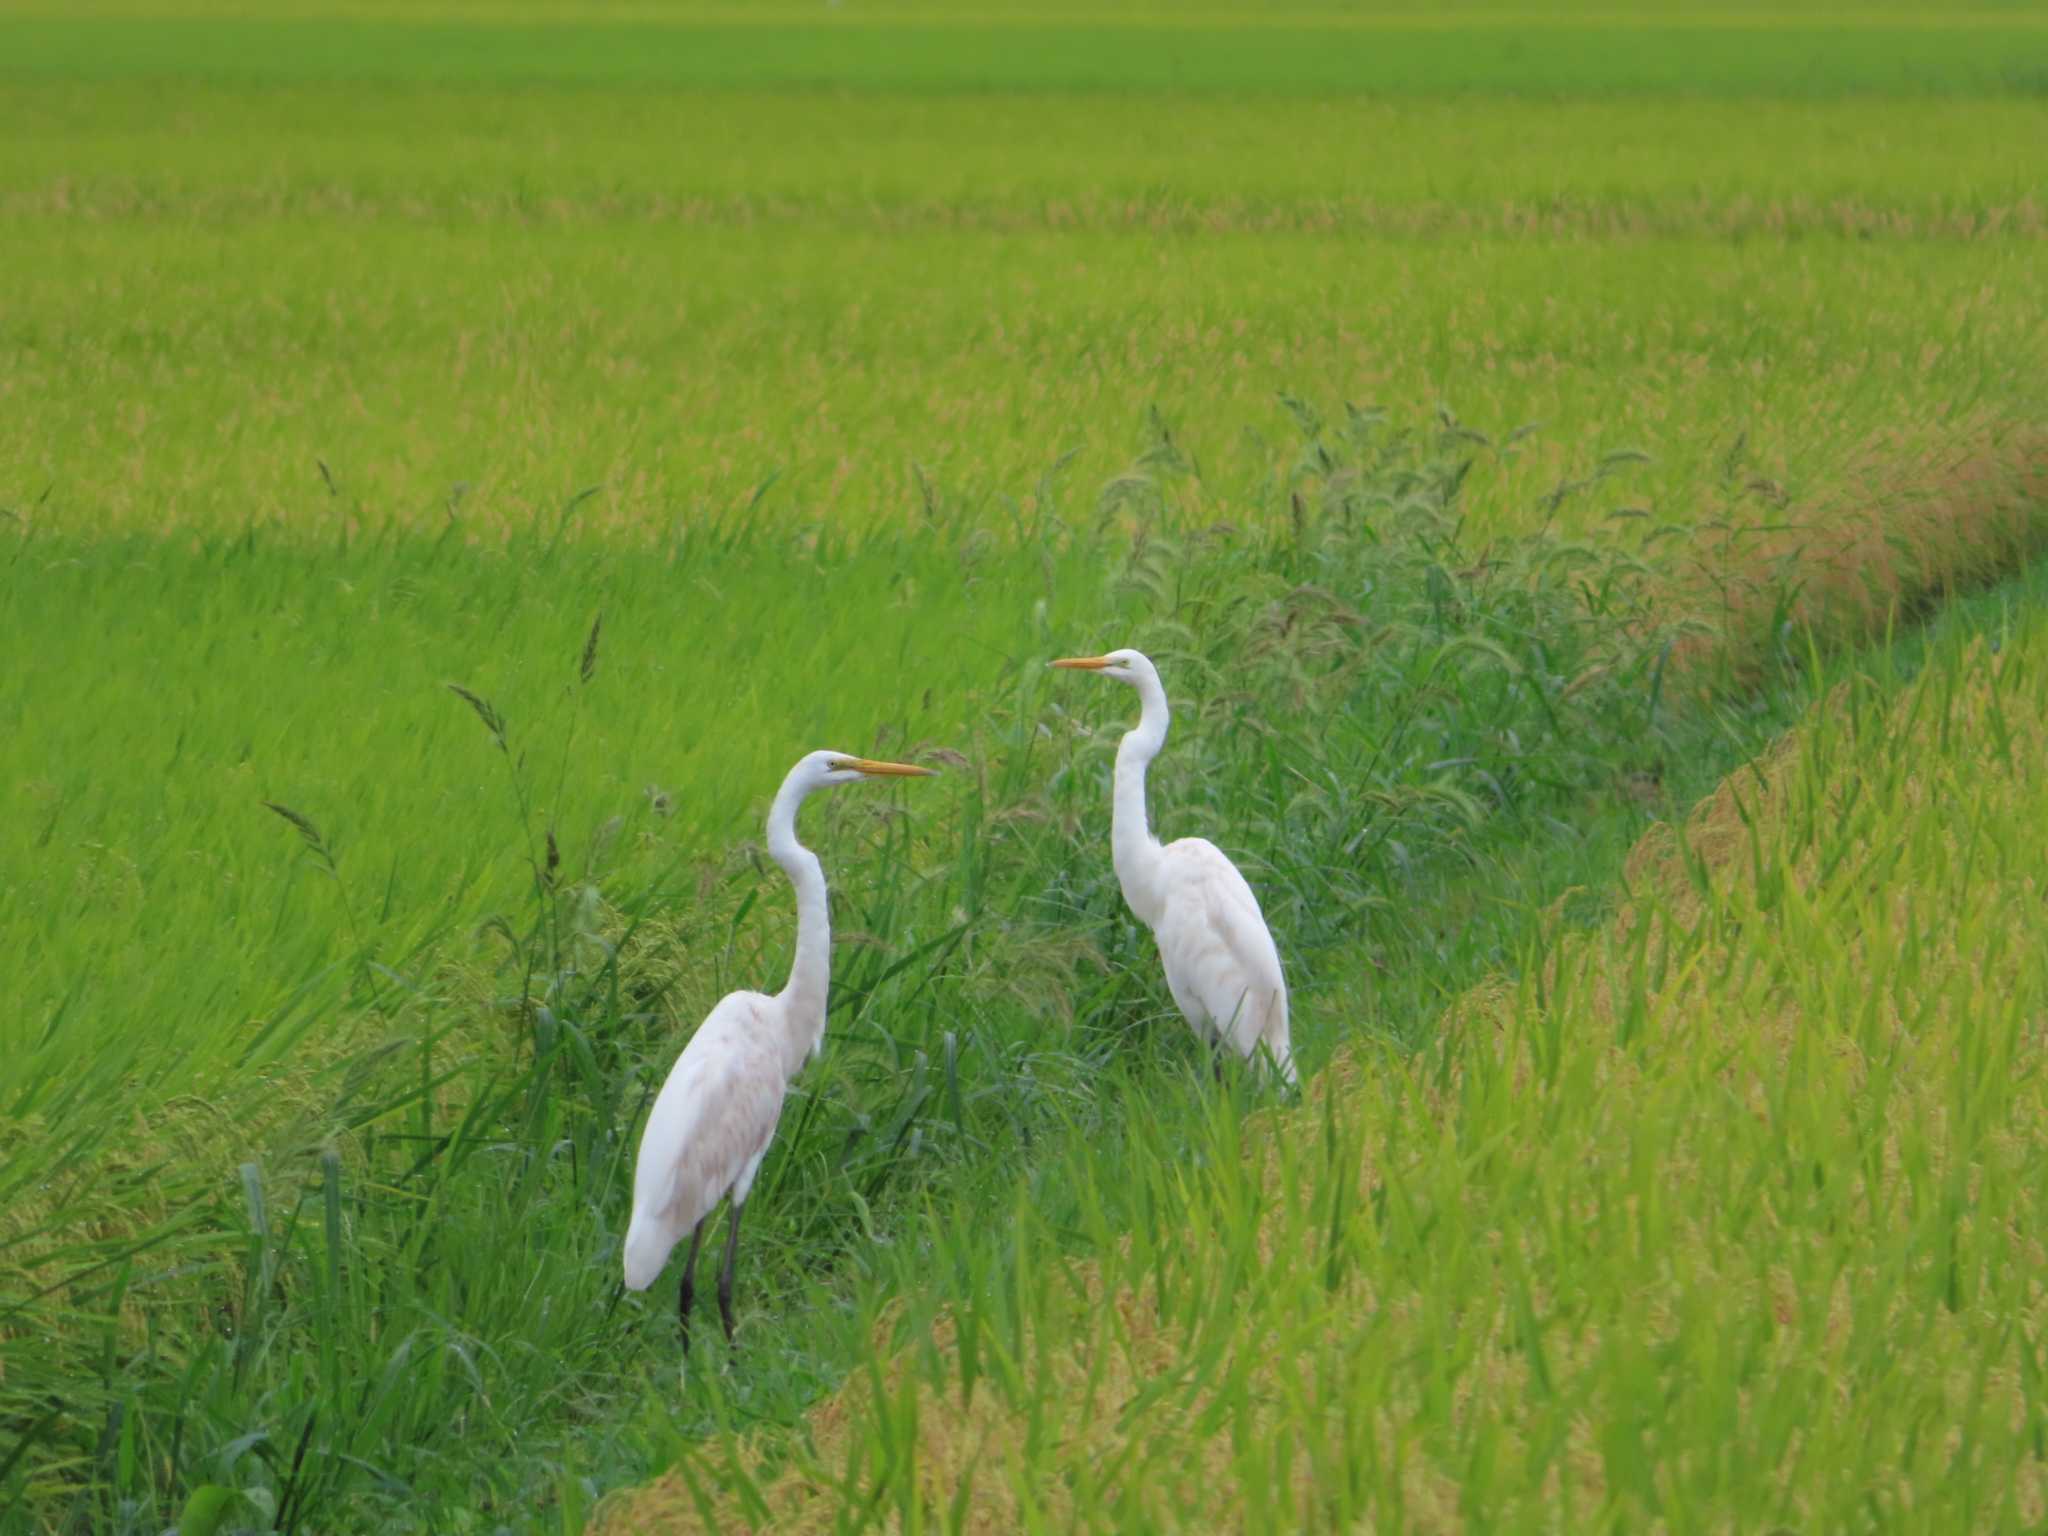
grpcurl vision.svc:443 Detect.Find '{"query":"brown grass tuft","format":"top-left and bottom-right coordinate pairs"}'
top-left (1665, 420), bottom-right (2048, 681)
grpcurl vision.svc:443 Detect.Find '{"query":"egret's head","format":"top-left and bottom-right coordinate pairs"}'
top-left (1049, 647), bottom-right (1155, 687)
top-left (802, 749), bottom-right (939, 788)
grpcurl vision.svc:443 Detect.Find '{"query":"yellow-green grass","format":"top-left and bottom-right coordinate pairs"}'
top-left (9, 0), bottom-right (2046, 17)
top-left (611, 566), bottom-right (2048, 1534)
top-left (2, 9), bottom-right (2045, 95)
top-left (9, 413), bottom-right (1796, 1529)
top-left (10, 1), bottom-right (2048, 16)
top-left (4, 83), bottom-right (2043, 537)
top-left (11, 90), bottom-right (2044, 224)
top-left (7, 1), bottom-right (2048, 1527)
top-left (11, 413), bottom-right (2043, 1531)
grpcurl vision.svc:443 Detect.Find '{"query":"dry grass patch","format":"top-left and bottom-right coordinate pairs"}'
top-left (1666, 419), bottom-right (2048, 681)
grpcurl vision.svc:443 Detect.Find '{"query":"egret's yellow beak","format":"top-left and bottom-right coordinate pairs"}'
top-left (1050, 656), bottom-right (1112, 670)
top-left (838, 757), bottom-right (938, 777)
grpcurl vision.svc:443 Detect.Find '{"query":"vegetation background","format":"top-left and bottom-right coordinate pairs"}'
top-left (1, 1), bottom-right (2044, 1531)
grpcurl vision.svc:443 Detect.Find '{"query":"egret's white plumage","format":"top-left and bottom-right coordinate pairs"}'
top-left (1052, 649), bottom-right (1295, 1083)
top-left (620, 990), bottom-right (786, 1293)
top-left (622, 749), bottom-right (934, 1343)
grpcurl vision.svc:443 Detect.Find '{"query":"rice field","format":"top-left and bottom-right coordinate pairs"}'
top-left (611, 564), bottom-right (2048, 1533)
top-left (2, 2), bottom-right (2046, 1531)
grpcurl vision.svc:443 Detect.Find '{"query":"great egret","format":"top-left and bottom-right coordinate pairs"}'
top-left (1051, 649), bottom-right (1295, 1084)
top-left (622, 750), bottom-right (935, 1345)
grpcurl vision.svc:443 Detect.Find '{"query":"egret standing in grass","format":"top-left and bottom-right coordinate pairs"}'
top-left (623, 750), bottom-right (935, 1346)
top-left (1051, 649), bottom-right (1295, 1084)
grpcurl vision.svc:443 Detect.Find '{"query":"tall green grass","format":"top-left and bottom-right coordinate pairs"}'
top-left (4, 410), bottom-right (1817, 1530)
top-left (8, 1), bottom-right (2048, 1527)
top-left (618, 547), bottom-right (2048, 1535)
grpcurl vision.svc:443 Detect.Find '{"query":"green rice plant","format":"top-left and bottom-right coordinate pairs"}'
top-left (614, 549), bottom-right (2048, 1535)
top-left (3, 48), bottom-right (2042, 546)
top-left (5, 3), bottom-right (2047, 1524)
top-left (3, 407), bottom-right (1813, 1530)
top-left (2, 11), bottom-right (2043, 98)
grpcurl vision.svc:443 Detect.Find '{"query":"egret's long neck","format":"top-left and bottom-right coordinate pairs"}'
top-left (767, 772), bottom-right (830, 1074)
top-left (1112, 673), bottom-right (1171, 927)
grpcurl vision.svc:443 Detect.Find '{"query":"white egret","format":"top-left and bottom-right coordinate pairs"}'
top-left (622, 749), bottom-right (935, 1345)
top-left (1051, 649), bottom-right (1295, 1084)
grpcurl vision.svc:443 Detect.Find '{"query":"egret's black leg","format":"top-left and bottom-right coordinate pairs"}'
top-left (717, 1198), bottom-right (744, 1347)
top-left (677, 1219), bottom-right (707, 1349)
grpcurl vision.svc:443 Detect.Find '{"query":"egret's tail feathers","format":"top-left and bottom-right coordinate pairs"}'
top-left (622, 1212), bottom-right (675, 1292)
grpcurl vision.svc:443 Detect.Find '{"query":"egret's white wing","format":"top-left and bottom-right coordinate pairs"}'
top-left (1154, 838), bottom-right (1293, 1078)
top-left (623, 991), bottom-right (787, 1290)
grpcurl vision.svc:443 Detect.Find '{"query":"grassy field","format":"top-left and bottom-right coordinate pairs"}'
top-left (612, 562), bottom-right (2048, 1533)
top-left (6, 15), bottom-right (2047, 96)
top-left (4, 12), bottom-right (2043, 534)
top-left (3, 3), bottom-right (2046, 1531)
